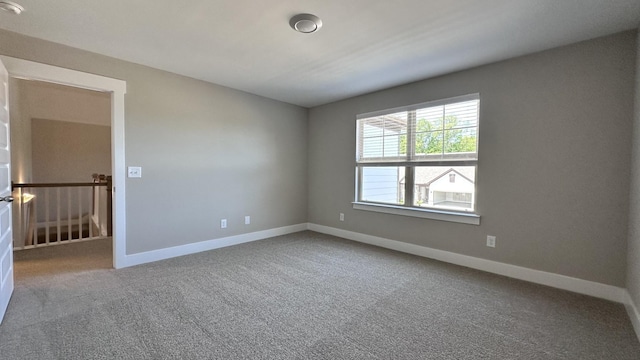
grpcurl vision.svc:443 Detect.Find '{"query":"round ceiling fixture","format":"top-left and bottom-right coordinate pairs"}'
top-left (0, 1), bottom-right (24, 15)
top-left (289, 14), bottom-right (322, 34)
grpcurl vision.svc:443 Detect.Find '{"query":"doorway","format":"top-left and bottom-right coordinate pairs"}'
top-left (0, 56), bottom-right (127, 269)
top-left (10, 79), bottom-right (113, 277)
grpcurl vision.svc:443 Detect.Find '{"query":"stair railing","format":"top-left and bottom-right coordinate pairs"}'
top-left (12, 174), bottom-right (112, 250)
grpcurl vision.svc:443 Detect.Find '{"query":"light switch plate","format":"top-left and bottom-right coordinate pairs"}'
top-left (128, 166), bottom-right (142, 178)
top-left (487, 235), bottom-right (496, 248)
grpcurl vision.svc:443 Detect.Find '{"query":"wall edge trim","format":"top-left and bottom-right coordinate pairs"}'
top-left (624, 290), bottom-right (640, 343)
top-left (119, 223), bottom-right (308, 268)
top-left (307, 223), bottom-right (626, 303)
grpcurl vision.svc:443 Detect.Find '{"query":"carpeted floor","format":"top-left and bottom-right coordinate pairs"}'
top-left (12, 238), bottom-right (113, 281)
top-left (0, 231), bottom-right (638, 359)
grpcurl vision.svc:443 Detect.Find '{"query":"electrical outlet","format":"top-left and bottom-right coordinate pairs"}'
top-left (127, 166), bottom-right (142, 178)
top-left (220, 219), bottom-right (227, 229)
top-left (245, 216), bottom-right (250, 225)
top-left (487, 235), bottom-right (496, 248)
top-left (339, 213), bottom-right (344, 221)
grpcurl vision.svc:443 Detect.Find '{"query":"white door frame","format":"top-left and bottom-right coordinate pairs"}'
top-left (0, 56), bottom-right (127, 268)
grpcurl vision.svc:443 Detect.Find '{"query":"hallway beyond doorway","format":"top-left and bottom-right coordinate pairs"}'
top-left (13, 238), bottom-right (111, 281)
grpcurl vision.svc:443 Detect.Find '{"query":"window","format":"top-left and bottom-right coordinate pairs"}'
top-left (355, 94), bottom-right (479, 220)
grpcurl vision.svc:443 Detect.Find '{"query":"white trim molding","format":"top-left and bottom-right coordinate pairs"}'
top-left (307, 223), bottom-right (626, 303)
top-left (353, 202), bottom-right (480, 225)
top-left (624, 290), bottom-right (640, 343)
top-left (0, 56), bottom-right (128, 269)
top-left (119, 223), bottom-right (308, 268)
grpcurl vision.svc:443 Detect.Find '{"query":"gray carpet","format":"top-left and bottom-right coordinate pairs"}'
top-left (13, 238), bottom-right (112, 281)
top-left (0, 231), bottom-right (638, 359)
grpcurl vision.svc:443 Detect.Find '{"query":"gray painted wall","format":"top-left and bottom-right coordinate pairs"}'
top-left (0, 29), bottom-right (308, 255)
top-left (10, 79), bottom-right (111, 184)
top-left (8, 77), bottom-right (29, 183)
top-left (18, 80), bottom-right (111, 127)
top-left (308, 31), bottom-right (637, 287)
top-left (628, 30), bottom-right (640, 308)
top-left (31, 119), bottom-right (111, 183)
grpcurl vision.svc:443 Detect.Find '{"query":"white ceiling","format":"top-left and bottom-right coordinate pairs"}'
top-left (0, 0), bottom-right (639, 108)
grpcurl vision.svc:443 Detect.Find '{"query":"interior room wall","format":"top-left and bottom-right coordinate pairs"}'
top-left (10, 79), bottom-right (112, 184)
top-left (20, 79), bottom-right (111, 127)
top-left (0, 29), bottom-right (309, 255)
top-left (8, 77), bottom-right (29, 183)
top-left (31, 118), bottom-right (110, 183)
top-left (308, 31), bottom-right (637, 287)
top-left (627, 29), bottom-right (640, 317)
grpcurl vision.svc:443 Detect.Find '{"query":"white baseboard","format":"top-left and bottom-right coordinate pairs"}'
top-left (117, 221), bottom-right (627, 304)
top-left (307, 223), bottom-right (626, 303)
top-left (119, 223), bottom-right (308, 268)
top-left (624, 291), bottom-right (640, 343)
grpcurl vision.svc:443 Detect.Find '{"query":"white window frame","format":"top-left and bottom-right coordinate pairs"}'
top-left (353, 94), bottom-right (480, 225)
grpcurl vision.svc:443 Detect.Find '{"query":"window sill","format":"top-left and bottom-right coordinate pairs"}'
top-left (352, 202), bottom-right (480, 225)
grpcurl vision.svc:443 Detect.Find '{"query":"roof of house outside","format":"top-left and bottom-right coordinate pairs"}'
top-left (401, 167), bottom-right (475, 186)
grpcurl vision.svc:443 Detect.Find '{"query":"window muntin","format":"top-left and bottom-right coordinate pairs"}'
top-left (356, 94), bottom-right (479, 214)
top-left (358, 111), bottom-right (408, 161)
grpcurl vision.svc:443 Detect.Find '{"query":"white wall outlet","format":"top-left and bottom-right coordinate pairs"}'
top-left (339, 213), bottom-right (344, 221)
top-left (245, 216), bottom-right (250, 225)
top-left (127, 166), bottom-right (142, 178)
top-left (220, 219), bottom-right (227, 229)
top-left (487, 235), bottom-right (496, 248)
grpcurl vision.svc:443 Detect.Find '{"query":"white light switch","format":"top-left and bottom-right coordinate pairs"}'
top-left (487, 235), bottom-right (496, 248)
top-left (128, 166), bottom-right (142, 178)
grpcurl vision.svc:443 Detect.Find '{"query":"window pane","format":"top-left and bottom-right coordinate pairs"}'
top-left (362, 136), bottom-right (383, 158)
top-left (358, 112), bottom-right (407, 161)
top-left (412, 98), bottom-right (479, 160)
top-left (382, 135), bottom-right (403, 157)
top-left (415, 106), bottom-right (444, 130)
top-left (443, 127), bottom-right (477, 158)
top-left (414, 131), bottom-right (443, 156)
top-left (360, 166), bottom-right (405, 205)
top-left (362, 122), bottom-right (383, 137)
top-left (445, 100), bottom-right (479, 129)
top-left (413, 166), bottom-right (475, 211)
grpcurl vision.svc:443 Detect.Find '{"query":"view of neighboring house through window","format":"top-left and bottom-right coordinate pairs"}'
top-left (356, 94), bottom-right (479, 213)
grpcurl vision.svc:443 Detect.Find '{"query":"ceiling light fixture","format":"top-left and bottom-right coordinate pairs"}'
top-left (289, 13), bottom-right (322, 34)
top-left (0, 1), bottom-right (24, 15)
